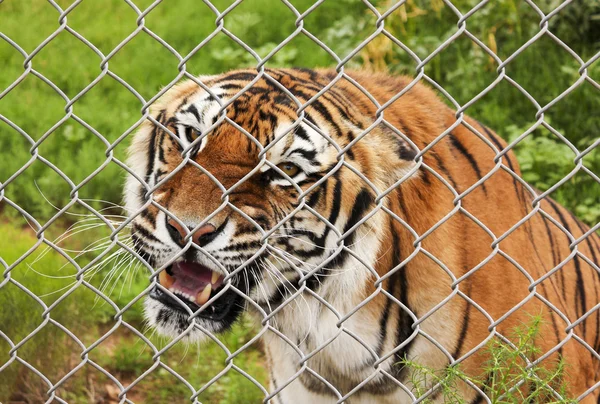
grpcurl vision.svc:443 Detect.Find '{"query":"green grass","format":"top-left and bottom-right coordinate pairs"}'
top-left (0, 218), bottom-right (267, 403)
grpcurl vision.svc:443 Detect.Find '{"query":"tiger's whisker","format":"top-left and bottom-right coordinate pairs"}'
top-left (80, 198), bottom-right (131, 212)
top-left (111, 256), bottom-right (137, 298)
top-left (118, 256), bottom-right (140, 298)
top-left (97, 254), bottom-right (135, 299)
top-left (263, 257), bottom-right (313, 343)
top-left (37, 281), bottom-right (79, 298)
top-left (28, 239), bottom-right (119, 279)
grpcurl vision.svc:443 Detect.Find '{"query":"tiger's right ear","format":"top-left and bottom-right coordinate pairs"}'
top-left (377, 123), bottom-right (419, 160)
top-left (379, 124), bottom-right (419, 183)
top-left (395, 136), bottom-right (418, 162)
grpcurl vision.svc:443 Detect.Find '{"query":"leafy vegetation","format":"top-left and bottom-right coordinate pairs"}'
top-left (1, 0), bottom-right (599, 402)
top-left (400, 316), bottom-right (577, 403)
top-left (359, 0), bottom-right (600, 224)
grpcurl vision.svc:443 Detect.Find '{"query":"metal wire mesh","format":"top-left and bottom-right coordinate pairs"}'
top-left (1, 0), bottom-right (599, 403)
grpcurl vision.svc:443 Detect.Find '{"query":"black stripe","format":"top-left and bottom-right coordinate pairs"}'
top-left (571, 213), bottom-right (599, 268)
top-left (431, 151), bottom-right (458, 190)
top-left (300, 86), bottom-right (354, 125)
top-left (311, 182), bottom-right (358, 280)
top-left (259, 109), bottom-right (279, 132)
top-left (272, 68), bottom-right (357, 117)
top-left (541, 214), bottom-right (560, 269)
top-left (542, 214), bottom-right (566, 300)
top-left (538, 276), bottom-right (564, 357)
top-left (294, 125), bottom-right (311, 142)
top-left (288, 148), bottom-right (317, 163)
top-left (145, 111), bottom-right (164, 183)
top-left (376, 253), bottom-right (398, 357)
top-left (157, 130), bottom-right (167, 164)
top-left (140, 210), bottom-right (156, 228)
top-left (219, 83), bottom-right (243, 91)
top-left (287, 176), bottom-right (341, 260)
top-left (302, 112), bottom-right (320, 132)
top-left (548, 199), bottom-right (587, 336)
top-left (273, 93), bottom-right (294, 107)
top-left (478, 121), bottom-right (525, 206)
top-left (221, 72), bottom-right (260, 82)
top-left (573, 218), bottom-right (600, 352)
top-left (307, 181), bottom-right (325, 208)
top-left (283, 177), bottom-right (344, 294)
top-left (290, 67), bottom-right (318, 81)
top-left (298, 179), bottom-right (366, 292)
top-left (174, 96), bottom-right (189, 113)
top-left (181, 124), bottom-right (191, 144)
top-left (327, 189), bottom-right (374, 269)
top-left (379, 124), bottom-right (418, 162)
top-left (470, 393), bottom-right (486, 404)
top-left (420, 168), bottom-right (432, 185)
top-left (452, 280), bottom-right (472, 359)
top-left (132, 223), bottom-right (161, 244)
top-left (538, 205), bottom-right (565, 356)
top-left (470, 374), bottom-right (493, 403)
top-left (291, 91), bottom-right (344, 136)
top-left (391, 224), bottom-right (415, 380)
top-left (448, 133), bottom-right (487, 194)
top-left (130, 240), bottom-right (154, 266)
top-left (185, 104), bottom-right (201, 122)
top-left (154, 169), bottom-right (167, 183)
top-left (343, 189), bottom-right (372, 237)
top-left (590, 234), bottom-right (600, 260)
top-left (477, 121), bottom-right (512, 167)
top-left (219, 240), bottom-right (262, 252)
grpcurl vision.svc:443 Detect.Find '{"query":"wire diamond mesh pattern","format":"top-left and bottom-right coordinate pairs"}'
top-left (1, 0), bottom-right (599, 403)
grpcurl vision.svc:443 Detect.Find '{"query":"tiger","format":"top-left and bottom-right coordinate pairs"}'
top-left (124, 68), bottom-right (600, 403)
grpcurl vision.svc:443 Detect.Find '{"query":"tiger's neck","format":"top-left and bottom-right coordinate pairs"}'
top-left (258, 179), bottom-right (454, 400)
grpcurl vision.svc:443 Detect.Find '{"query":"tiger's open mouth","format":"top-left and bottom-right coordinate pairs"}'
top-left (149, 261), bottom-right (237, 320)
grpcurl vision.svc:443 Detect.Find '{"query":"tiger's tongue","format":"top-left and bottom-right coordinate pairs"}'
top-left (168, 261), bottom-right (223, 297)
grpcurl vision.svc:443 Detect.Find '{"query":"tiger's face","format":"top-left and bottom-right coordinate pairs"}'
top-left (124, 69), bottom-right (415, 341)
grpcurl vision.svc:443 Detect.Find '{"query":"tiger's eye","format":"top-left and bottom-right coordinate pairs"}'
top-left (277, 162), bottom-right (300, 177)
top-left (190, 128), bottom-right (200, 141)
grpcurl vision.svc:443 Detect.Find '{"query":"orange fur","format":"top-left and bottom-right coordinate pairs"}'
top-left (130, 68), bottom-right (600, 402)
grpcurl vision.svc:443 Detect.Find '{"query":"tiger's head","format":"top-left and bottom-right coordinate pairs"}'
top-left (124, 68), bottom-right (417, 341)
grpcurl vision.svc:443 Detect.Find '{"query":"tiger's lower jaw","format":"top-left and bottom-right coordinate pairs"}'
top-left (144, 286), bottom-right (245, 341)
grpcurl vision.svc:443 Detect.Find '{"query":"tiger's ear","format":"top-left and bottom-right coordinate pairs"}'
top-left (395, 137), bottom-right (418, 162)
top-left (379, 124), bottom-right (419, 184)
top-left (378, 123), bottom-right (418, 160)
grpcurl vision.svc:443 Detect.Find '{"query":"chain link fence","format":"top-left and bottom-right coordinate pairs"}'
top-left (1, 0), bottom-right (600, 403)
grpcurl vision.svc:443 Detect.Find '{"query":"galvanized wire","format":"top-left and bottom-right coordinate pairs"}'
top-left (0, 0), bottom-right (599, 403)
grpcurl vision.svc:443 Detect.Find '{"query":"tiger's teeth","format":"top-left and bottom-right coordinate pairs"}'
top-left (196, 284), bottom-right (212, 306)
top-left (211, 271), bottom-right (219, 284)
top-left (159, 270), bottom-right (175, 288)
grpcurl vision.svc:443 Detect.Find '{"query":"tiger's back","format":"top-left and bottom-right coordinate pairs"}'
top-left (333, 70), bottom-right (600, 400)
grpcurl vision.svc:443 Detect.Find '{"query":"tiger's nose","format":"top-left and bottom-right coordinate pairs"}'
top-left (166, 218), bottom-right (217, 247)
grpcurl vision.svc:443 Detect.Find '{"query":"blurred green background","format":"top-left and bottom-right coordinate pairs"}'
top-left (0, 0), bottom-right (599, 402)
